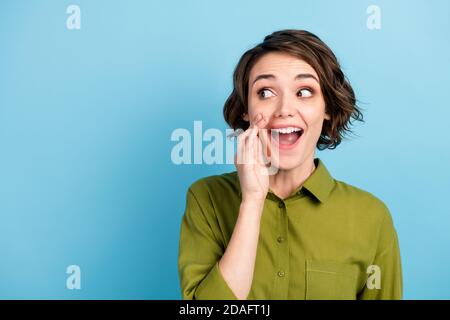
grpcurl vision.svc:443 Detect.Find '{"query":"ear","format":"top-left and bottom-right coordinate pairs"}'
top-left (324, 112), bottom-right (331, 121)
top-left (242, 113), bottom-right (249, 121)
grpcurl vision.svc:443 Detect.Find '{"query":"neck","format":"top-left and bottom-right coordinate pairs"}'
top-left (269, 156), bottom-right (316, 199)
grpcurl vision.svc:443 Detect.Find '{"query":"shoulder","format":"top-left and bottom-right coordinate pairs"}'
top-left (188, 171), bottom-right (240, 199)
top-left (331, 180), bottom-right (398, 250)
top-left (332, 179), bottom-right (393, 225)
top-left (185, 172), bottom-right (241, 227)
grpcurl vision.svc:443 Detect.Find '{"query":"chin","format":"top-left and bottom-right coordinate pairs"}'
top-left (270, 154), bottom-right (306, 171)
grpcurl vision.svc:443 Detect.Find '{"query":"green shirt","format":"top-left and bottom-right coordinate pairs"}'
top-left (178, 158), bottom-right (402, 300)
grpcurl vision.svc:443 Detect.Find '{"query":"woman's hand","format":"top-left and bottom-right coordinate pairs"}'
top-left (234, 113), bottom-right (271, 205)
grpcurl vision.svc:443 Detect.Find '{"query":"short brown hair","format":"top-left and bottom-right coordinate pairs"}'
top-left (223, 29), bottom-right (363, 150)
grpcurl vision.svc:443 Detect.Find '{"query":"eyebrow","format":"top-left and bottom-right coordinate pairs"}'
top-left (252, 73), bottom-right (319, 86)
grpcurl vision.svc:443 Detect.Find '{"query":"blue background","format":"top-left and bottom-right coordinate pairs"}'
top-left (1, 0), bottom-right (449, 299)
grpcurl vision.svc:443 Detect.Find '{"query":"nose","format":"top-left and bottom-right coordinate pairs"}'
top-left (273, 93), bottom-right (296, 119)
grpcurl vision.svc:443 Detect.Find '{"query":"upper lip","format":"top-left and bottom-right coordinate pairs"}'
top-left (269, 124), bottom-right (304, 131)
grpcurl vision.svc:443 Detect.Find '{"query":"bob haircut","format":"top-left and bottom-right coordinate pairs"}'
top-left (223, 29), bottom-right (364, 150)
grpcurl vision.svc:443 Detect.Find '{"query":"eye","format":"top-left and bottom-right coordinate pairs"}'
top-left (298, 88), bottom-right (313, 98)
top-left (257, 88), bottom-right (276, 99)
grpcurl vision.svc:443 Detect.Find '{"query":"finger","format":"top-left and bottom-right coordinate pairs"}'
top-left (236, 130), bottom-right (247, 166)
top-left (258, 138), bottom-right (271, 172)
top-left (237, 113), bottom-right (262, 166)
top-left (236, 126), bottom-right (253, 165)
top-left (255, 113), bottom-right (266, 129)
top-left (256, 134), bottom-right (265, 166)
top-left (248, 126), bottom-right (258, 165)
top-left (256, 116), bottom-right (271, 162)
top-left (243, 126), bottom-right (256, 165)
top-left (260, 128), bottom-right (270, 161)
top-left (251, 113), bottom-right (263, 128)
top-left (238, 119), bottom-right (257, 165)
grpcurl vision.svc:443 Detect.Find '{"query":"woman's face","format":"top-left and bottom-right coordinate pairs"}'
top-left (245, 52), bottom-right (330, 170)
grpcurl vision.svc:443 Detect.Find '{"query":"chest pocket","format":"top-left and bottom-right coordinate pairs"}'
top-left (306, 260), bottom-right (359, 300)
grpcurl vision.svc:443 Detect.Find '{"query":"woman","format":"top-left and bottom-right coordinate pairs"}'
top-left (178, 30), bottom-right (402, 300)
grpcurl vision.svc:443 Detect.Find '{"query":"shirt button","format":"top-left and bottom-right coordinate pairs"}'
top-left (277, 271), bottom-right (285, 277)
top-left (278, 201), bottom-right (284, 208)
top-left (277, 236), bottom-right (285, 243)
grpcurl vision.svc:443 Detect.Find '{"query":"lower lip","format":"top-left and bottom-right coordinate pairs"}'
top-left (270, 131), bottom-right (303, 151)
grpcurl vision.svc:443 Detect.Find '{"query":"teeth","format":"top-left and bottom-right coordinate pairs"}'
top-left (271, 127), bottom-right (302, 134)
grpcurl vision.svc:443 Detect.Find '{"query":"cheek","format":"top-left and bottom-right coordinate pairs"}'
top-left (301, 105), bottom-right (327, 133)
top-left (248, 98), bottom-right (273, 119)
top-left (248, 95), bottom-right (264, 109)
top-left (246, 95), bottom-right (259, 115)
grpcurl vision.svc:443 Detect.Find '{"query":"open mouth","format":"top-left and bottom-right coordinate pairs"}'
top-left (269, 127), bottom-right (304, 149)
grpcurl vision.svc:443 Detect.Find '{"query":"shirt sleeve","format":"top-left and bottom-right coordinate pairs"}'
top-left (358, 208), bottom-right (403, 300)
top-left (178, 186), bottom-right (237, 300)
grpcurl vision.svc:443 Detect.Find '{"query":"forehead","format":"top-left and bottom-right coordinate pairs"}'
top-left (249, 52), bottom-right (318, 81)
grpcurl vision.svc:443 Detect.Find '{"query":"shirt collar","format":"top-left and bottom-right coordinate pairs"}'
top-left (237, 158), bottom-right (335, 203)
top-left (300, 158), bottom-right (335, 203)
